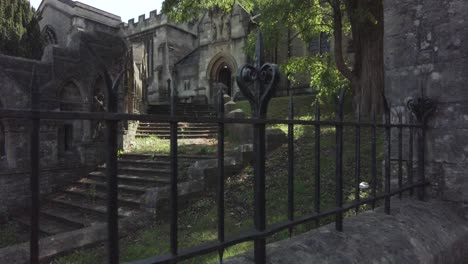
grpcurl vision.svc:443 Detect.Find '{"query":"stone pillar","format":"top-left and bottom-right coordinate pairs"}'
top-left (384, 0), bottom-right (468, 204)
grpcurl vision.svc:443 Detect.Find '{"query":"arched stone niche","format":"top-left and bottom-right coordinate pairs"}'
top-left (57, 80), bottom-right (85, 155)
top-left (42, 25), bottom-right (58, 46)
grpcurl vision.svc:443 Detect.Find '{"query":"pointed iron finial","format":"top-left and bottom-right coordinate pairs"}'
top-left (255, 30), bottom-right (264, 69)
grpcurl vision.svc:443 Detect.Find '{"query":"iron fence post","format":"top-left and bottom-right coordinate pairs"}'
top-left (169, 79), bottom-right (179, 259)
top-left (354, 107), bottom-right (361, 215)
top-left (384, 104), bottom-right (391, 214)
top-left (217, 90), bottom-right (225, 263)
top-left (236, 30), bottom-right (280, 264)
top-left (106, 75), bottom-right (120, 264)
top-left (314, 101), bottom-right (321, 226)
top-left (29, 66), bottom-right (40, 264)
top-left (334, 88), bottom-right (346, 232)
top-left (287, 94), bottom-right (295, 237)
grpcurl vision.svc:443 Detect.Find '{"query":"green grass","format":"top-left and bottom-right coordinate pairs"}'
top-left (235, 95), bottom-right (318, 119)
top-left (53, 95), bottom-right (384, 263)
top-left (0, 221), bottom-right (27, 248)
top-left (128, 137), bottom-right (218, 156)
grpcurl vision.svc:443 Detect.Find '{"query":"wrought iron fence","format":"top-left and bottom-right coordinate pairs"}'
top-left (0, 31), bottom-right (435, 264)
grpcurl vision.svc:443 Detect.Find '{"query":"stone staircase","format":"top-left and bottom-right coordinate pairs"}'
top-left (138, 103), bottom-right (218, 139)
top-left (136, 122), bottom-right (218, 139)
top-left (13, 154), bottom-right (212, 237)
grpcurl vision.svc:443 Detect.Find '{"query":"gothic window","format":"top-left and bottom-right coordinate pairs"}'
top-left (43, 26), bottom-right (57, 46)
top-left (184, 80), bottom-right (191, 91)
top-left (59, 82), bottom-right (82, 111)
top-left (58, 124), bottom-right (73, 153)
top-left (309, 32), bottom-right (331, 54)
top-left (58, 81), bottom-right (82, 153)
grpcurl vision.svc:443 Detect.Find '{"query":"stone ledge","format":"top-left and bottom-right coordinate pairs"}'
top-left (225, 199), bottom-right (468, 264)
top-left (0, 213), bottom-right (151, 264)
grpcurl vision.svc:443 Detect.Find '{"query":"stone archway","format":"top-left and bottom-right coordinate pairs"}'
top-left (57, 80), bottom-right (84, 153)
top-left (207, 53), bottom-right (237, 99)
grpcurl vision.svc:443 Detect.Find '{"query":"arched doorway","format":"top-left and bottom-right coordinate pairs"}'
top-left (207, 53), bottom-right (237, 100)
top-left (217, 63), bottom-right (232, 96)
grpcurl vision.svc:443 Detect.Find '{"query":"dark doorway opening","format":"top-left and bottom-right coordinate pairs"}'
top-left (217, 64), bottom-right (232, 96)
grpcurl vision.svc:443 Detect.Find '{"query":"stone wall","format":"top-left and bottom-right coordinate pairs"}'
top-left (225, 199), bottom-right (468, 264)
top-left (384, 0), bottom-right (468, 205)
top-left (0, 30), bottom-right (126, 216)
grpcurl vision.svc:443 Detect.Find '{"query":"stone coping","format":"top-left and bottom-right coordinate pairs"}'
top-left (225, 199), bottom-right (468, 264)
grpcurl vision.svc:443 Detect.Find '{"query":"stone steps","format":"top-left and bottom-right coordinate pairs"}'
top-left (11, 153), bottom-right (209, 248)
top-left (135, 133), bottom-right (216, 139)
top-left (88, 171), bottom-right (170, 185)
top-left (47, 194), bottom-right (137, 218)
top-left (15, 214), bottom-right (80, 236)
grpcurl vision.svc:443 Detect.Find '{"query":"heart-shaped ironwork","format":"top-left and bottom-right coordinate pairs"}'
top-left (407, 97), bottom-right (436, 123)
top-left (236, 31), bottom-right (280, 118)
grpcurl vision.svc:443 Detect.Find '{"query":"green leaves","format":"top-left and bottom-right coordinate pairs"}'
top-left (284, 54), bottom-right (348, 104)
top-left (0, 0), bottom-right (42, 59)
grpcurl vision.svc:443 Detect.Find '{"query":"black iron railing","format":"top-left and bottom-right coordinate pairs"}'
top-left (0, 31), bottom-right (436, 264)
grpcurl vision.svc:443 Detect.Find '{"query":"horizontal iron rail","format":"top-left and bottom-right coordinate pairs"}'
top-left (0, 109), bottom-right (422, 128)
top-left (130, 181), bottom-right (428, 264)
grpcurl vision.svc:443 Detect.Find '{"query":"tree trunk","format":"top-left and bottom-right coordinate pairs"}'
top-left (331, 0), bottom-right (384, 116)
top-left (348, 0), bottom-right (384, 115)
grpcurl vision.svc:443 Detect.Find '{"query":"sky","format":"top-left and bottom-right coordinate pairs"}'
top-left (29, 0), bottom-right (164, 22)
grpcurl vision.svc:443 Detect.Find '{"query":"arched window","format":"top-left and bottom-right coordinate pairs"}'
top-left (58, 81), bottom-right (82, 153)
top-left (43, 26), bottom-right (58, 46)
top-left (59, 81), bottom-right (83, 111)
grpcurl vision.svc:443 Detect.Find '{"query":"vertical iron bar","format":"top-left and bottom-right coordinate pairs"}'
top-left (354, 109), bottom-right (361, 215)
top-left (29, 67), bottom-right (39, 264)
top-left (418, 121), bottom-right (426, 200)
top-left (314, 102), bottom-right (321, 225)
top-left (371, 113), bottom-right (377, 210)
top-left (106, 78), bottom-right (119, 264)
top-left (169, 79), bottom-right (178, 258)
top-left (217, 91), bottom-right (225, 263)
top-left (408, 115), bottom-right (414, 196)
top-left (253, 32), bottom-right (267, 264)
top-left (236, 30), bottom-right (278, 264)
top-left (106, 120), bottom-right (119, 264)
top-left (253, 120), bottom-right (266, 263)
top-left (384, 110), bottom-right (391, 214)
top-left (398, 114), bottom-right (403, 198)
top-left (335, 93), bottom-right (344, 232)
top-left (287, 94), bottom-right (294, 237)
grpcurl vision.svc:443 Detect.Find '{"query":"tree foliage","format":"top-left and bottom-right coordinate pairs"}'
top-left (284, 54), bottom-right (347, 104)
top-left (0, 0), bottom-right (43, 59)
top-left (162, 0), bottom-right (383, 115)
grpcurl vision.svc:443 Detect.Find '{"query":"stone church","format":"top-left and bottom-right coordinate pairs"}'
top-left (0, 0), bottom-right (317, 216)
top-left (37, 0), bottom-right (316, 113)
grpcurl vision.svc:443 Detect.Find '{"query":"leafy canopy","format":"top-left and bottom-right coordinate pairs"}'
top-left (0, 0), bottom-right (43, 59)
top-left (162, 0), bottom-right (349, 102)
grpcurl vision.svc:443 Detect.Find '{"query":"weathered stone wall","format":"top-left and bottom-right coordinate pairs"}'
top-left (39, 0), bottom-right (120, 46)
top-left (384, 0), bottom-right (468, 205)
top-left (225, 199), bottom-right (468, 264)
top-left (0, 30), bottom-right (126, 216)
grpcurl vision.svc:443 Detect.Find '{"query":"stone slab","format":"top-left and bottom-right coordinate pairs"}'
top-left (225, 199), bottom-right (468, 264)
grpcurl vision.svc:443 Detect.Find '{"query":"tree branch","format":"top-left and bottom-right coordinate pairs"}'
top-left (330, 0), bottom-right (355, 82)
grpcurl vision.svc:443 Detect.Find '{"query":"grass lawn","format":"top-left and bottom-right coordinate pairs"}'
top-left (127, 137), bottom-right (219, 156)
top-left (52, 95), bottom-right (384, 263)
